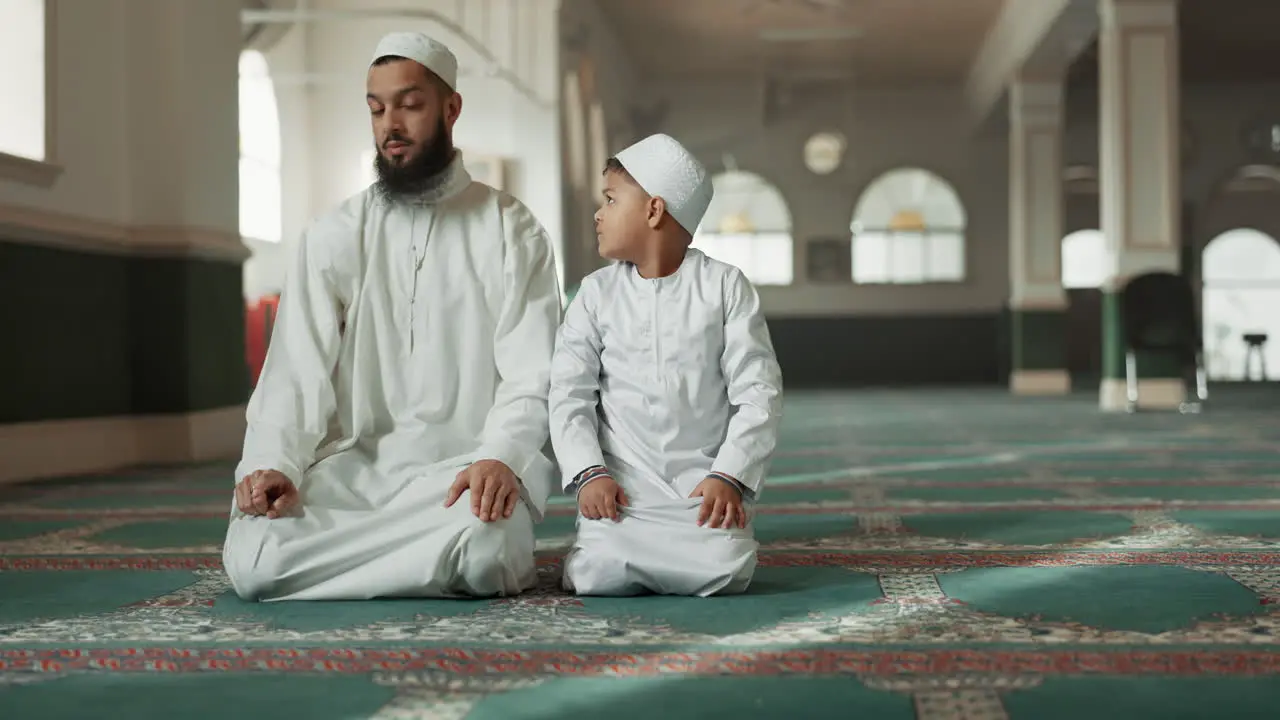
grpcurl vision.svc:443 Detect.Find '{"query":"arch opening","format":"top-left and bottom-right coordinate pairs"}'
top-left (1201, 228), bottom-right (1280, 381)
top-left (692, 170), bottom-right (794, 286)
top-left (850, 168), bottom-right (966, 284)
top-left (1061, 229), bottom-right (1108, 290)
top-left (239, 49), bottom-right (282, 244)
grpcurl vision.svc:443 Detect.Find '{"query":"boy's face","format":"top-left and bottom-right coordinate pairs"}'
top-left (594, 169), bottom-right (652, 261)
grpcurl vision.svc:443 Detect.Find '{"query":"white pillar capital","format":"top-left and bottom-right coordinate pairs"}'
top-left (1100, 0), bottom-right (1177, 30)
top-left (1008, 75), bottom-right (1065, 310)
top-left (1098, 0), bottom-right (1180, 279)
top-left (1009, 78), bottom-right (1064, 132)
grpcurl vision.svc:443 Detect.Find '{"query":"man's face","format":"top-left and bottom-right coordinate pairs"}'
top-left (367, 59), bottom-right (448, 163)
top-left (366, 59), bottom-right (462, 196)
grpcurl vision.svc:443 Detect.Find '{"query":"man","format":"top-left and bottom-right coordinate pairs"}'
top-left (222, 31), bottom-right (563, 601)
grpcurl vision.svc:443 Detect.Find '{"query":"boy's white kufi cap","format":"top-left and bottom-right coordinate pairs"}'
top-left (370, 31), bottom-right (458, 90)
top-left (614, 134), bottom-right (714, 235)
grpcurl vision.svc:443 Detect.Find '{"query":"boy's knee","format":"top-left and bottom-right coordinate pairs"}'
top-left (563, 550), bottom-right (634, 597)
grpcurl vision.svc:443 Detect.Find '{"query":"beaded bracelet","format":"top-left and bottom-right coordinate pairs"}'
top-left (569, 465), bottom-right (611, 494)
top-left (576, 465), bottom-right (611, 484)
top-left (707, 471), bottom-right (741, 489)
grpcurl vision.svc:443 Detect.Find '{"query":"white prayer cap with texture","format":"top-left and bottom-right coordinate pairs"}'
top-left (370, 31), bottom-right (458, 90)
top-left (614, 133), bottom-right (713, 235)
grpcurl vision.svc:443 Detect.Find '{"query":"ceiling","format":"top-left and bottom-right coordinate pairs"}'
top-left (1067, 0), bottom-right (1280, 86)
top-left (594, 0), bottom-right (1006, 83)
top-left (240, 0), bottom-right (298, 51)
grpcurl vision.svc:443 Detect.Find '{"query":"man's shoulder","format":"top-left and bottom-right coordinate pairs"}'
top-left (304, 189), bottom-right (373, 246)
top-left (478, 184), bottom-right (547, 239)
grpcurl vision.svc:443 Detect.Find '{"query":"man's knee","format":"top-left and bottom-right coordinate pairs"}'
top-left (452, 503), bottom-right (535, 593)
top-left (222, 519), bottom-right (281, 602)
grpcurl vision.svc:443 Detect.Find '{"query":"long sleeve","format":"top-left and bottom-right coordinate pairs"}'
top-left (475, 200), bottom-right (564, 494)
top-left (710, 269), bottom-right (784, 495)
top-left (235, 227), bottom-right (343, 489)
top-left (547, 277), bottom-right (607, 490)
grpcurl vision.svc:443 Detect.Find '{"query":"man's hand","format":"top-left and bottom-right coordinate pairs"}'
top-left (446, 459), bottom-right (520, 522)
top-left (235, 469), bottom-right (298, 520)
top-left (578, 474), bottom-right (627, 521)
top-left (690, 476), bottom-right (746, 529)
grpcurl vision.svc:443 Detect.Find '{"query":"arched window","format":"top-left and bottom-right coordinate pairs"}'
top-left (0, 0), bottom-right (46, 161)
top-left (692, 170), bottom-right (794, 286)
top-left (1201, 229), bottom-right (1280, 380)
top-left (1061, 230), bottom-right (1108, 289)
top-left (850, 168), bottom-right (965, 283)
top-left (239, 50), bottom-right (282, 243)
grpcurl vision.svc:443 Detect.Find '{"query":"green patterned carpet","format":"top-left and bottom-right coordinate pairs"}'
top-left (3, 387), bottom-right (1280, 718)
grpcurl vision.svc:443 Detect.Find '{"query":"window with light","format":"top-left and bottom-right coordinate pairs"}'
top-left (0, 0), bottom-right (47, 161)
top-left (691, 170), bottom-right (794, 286)
top-left (1061, 230), bottom-right (1108, 289)
top-left (1201, 228), bottom-right (1280, 381)
top-left (850, 168), bottom-right (966, 284)
top-left (239, 50), bottom-right (282, 243)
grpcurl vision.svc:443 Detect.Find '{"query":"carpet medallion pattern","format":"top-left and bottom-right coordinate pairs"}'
top-left (2, 389), bottom-right (1279, 718)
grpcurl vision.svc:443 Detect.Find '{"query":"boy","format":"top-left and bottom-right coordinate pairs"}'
top-left (549, 133), bottom-right (784, 597)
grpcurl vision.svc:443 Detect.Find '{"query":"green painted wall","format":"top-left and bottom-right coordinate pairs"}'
top-left (769, 313), bottom-right (1005, 387)
top-left (0, 240), bottom-right (249, 424)
top-left (0, 239), bottom-right (1010, 416)
top-left (1011, 309), bottom-right (1066, 372)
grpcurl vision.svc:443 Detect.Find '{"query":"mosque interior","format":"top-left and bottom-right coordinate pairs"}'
top-left (1, 0), bottom-right (1279, 716)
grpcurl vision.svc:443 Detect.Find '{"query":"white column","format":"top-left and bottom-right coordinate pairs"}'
top-left (1097, 0), bottom-right (1183, 411)
top-left (1008, 77), bottom-right (1069, 395)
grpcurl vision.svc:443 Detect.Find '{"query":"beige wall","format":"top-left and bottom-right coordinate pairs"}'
top-left (652, 80), bottom-right (1010, 318)
top-left (0, 0), bottom-right (242, 255)
top-left (0, 0), bottom-right (127, 224)
top-left (601, 76), bottom-right (1280, 318)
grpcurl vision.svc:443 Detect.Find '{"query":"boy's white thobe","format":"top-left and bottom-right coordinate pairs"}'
top-left (222, 156), bottom-right (562, 601)
top-left (549, 248), bottom-right (784, 596)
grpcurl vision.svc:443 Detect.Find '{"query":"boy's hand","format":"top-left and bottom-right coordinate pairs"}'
top-left (691, 476), bottom-right (746, 529)
top-left (578, 474), bottom-right (628, 521)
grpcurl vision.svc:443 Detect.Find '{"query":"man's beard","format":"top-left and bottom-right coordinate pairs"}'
top-left (372, 117), bottom-right (455, 202)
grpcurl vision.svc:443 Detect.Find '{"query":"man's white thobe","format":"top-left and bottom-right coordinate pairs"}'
top-left (549, 248), bottom-right (784, 597)
top-left (223, 156), bottom-right (562, 601)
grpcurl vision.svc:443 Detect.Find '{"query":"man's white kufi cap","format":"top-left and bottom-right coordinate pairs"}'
top-left (370, 31), bottom-right (458, 90)
top-left (614, 134), bottom-right (713, 235)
